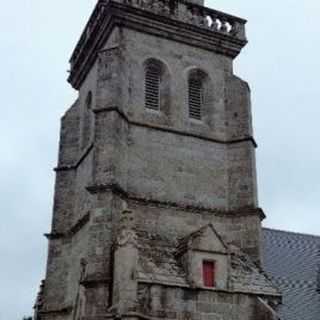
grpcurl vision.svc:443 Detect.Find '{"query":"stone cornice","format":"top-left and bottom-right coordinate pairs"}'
top-left (80, 277), bottom-right (111, 288)
top-left (86, 182), bottom-right (266, 220)
top-left (137, 278), bottom-right (281, 298)
top-left (82, 312), bottom-right (154, 320)
top-left (93, 106), bottom-right (258, 148)
top-left (44, 232), bottom-right (65, 240)
top-left (68, 0), bottom-right (247, 89)
top-left (137, 280), bottom-right (282, 298)
top-left (39, 305), bottom-right (73, 315)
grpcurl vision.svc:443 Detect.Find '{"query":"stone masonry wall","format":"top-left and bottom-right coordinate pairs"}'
top-left (131, 200), bottom-right (261, 260)
top-left (40, 16), bottom-right (263, 319)
top-left (92, 26), bottom-right (257, 211)
top-left (138, 284), bottom-right (258, 320)
top-left (121, 28), bottom-right (233, 141)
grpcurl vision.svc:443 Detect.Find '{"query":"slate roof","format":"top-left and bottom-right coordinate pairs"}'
top-left (136, 229), bottom-right (188, 286)
top-left (262, 228), bottom-right (320, 320)
top-left (136, 228), bottom-right (279, 297)
top-left (229, 245), bottom-right (280, 296)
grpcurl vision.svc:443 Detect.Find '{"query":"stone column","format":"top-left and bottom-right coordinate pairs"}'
top-left (112, 209), bottom-right (138, 315)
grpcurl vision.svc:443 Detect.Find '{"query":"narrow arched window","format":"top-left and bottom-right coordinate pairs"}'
top-left (188, 70), bottom-right (206, 120)
top-left (82, 91), bottom-right (92, 149)
top-left (86, 91), bottom-right (92, 109)
top-left (145, 61), bottom-right (162, 111)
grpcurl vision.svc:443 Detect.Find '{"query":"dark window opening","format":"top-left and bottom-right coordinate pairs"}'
top-left (86, 91), bottom-right (92, 110)
top-left (188, 77), bottom-right (203, 120)
top-left (82, 91), bottom-right (93, 150)
top-left (145, 62), bottom-right (162, 111)
top-left (203, 260), bottom-right (215, 287)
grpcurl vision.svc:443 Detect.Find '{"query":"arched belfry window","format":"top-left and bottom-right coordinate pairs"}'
top-left (144, 60), bottom-right (163, 111)
top-left (188, 70), bottom-right (208, 120)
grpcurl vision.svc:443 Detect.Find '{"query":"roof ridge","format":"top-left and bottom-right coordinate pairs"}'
top-left (263, 227), bottom-right (320, 239)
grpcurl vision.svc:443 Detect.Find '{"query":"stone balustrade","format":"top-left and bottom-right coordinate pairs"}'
top-left (179, 1), bottom-right (247, 40)
top-left (70, 0), bottom-right (246, 73)
top-left (122, 0), bottom-right (246, 40)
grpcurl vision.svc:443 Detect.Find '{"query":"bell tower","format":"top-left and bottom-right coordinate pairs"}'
top-left (35, 1), bottom-right (282, 319)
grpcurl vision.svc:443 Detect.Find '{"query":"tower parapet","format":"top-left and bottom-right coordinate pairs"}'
top-left (68, 0), bottom-right (247, 89)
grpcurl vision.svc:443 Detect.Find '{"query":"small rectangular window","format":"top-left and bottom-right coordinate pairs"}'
top-left (203, 260), bottom-right (215, 287)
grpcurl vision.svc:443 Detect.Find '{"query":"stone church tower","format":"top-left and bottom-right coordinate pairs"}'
top-left (35, 0), bottom-right (282, 319)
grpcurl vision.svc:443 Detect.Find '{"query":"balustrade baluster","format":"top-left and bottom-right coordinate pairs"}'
top-left (210, 15), bottom-right (219, 31)
top-left (163, 0), bottom-right (171, 15)
top-left (220, 20), bottom-right (228, 33)
top-left (199, 10), bottom-right (206, 27)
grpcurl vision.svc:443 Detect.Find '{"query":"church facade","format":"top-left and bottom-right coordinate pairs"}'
top-left (34, 0), bottom-right (283, 319)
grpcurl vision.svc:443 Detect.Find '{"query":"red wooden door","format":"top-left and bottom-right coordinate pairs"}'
top-left (203, 261), bottom-right (215, 287)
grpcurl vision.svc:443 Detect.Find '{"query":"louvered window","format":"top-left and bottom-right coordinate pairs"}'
top-left (145, 63), bottom-right (161, 111)
top-left (188, 76), bottom-right (203, 120)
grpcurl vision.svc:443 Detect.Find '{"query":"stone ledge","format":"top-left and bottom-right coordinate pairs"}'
top-left (81, 312), bottom-right (153, 320)
top-left (81, 277), bottom-right (111, 288)
top-left (55, 142), bottom-right (94, 172)
top-left (86, 182), bottom-right (266, 220)
top-left (45, 212), bottom-right (91, 240)
top-left (54, 106), bottom-right (257, 174)
top-left (44, 232), bottom-right (65, 240)
top-left (39, 305), bottom-right (73, 315)
top-left (138, 280), bottom-right (282, 299)
top-left (93, 106), bottom-right (258, 148)
top-left (45, 184), bottom-right (265, 241)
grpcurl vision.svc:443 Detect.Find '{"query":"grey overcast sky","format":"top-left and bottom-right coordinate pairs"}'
top-left (0, 0), bottom-right (319, 319)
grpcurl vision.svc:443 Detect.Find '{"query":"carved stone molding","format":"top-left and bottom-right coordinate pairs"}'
top-left (116, 229), bottom-right (138, 248)
top-left (116, 209), bottom-right (139, 248)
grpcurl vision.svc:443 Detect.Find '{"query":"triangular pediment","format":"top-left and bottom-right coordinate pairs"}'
top-left (180, 224), bottom-right (228, 254)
